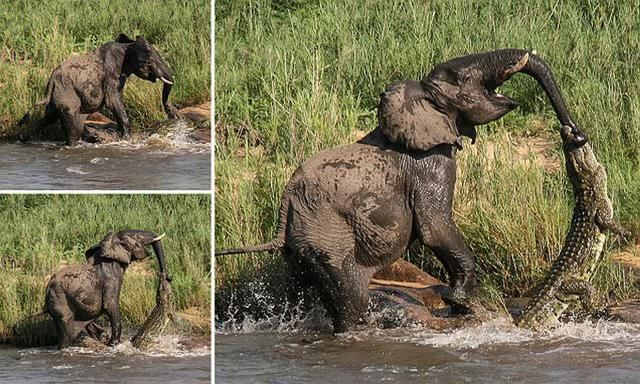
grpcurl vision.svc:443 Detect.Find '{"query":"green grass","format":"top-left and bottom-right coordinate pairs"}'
top-left (0, 195), bottom-right (211, 338)
top-left (215, 0), bottom-right (640, 316)
top-left (0, 0), bottom-right (210, 137)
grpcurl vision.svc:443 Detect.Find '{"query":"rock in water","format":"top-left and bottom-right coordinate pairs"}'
top-left (605, 300), bottom-right (640, 323)
top-left (131, 275), bottom-right (173, 350)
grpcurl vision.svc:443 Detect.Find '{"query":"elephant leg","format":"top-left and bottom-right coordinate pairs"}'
top-left (53, 314), bottom-right (85, 349)
top-left (292, 247), bottom-right (370, 333)
top-left (104, 295), bottom-right (122, 346)
top-left (59, 102), bottom-right (85, 146)
top-left (337, 255), bottom-right (373, 331)
top-left (105, 90), bottom-right (130, 138)
top-left (283, 246), bottom-right (320, 305)
top-left (426, 228), bottom-right (478, 302)
top-left (414, 151), bottom-right (478, 303)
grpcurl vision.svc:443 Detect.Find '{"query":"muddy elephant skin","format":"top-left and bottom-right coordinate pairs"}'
top-left (44, 230), bottom-right (169, 349)
top-left (218, 49), bottom-right (582, 333)
top-left (18, 34), bottom-right (179, 145)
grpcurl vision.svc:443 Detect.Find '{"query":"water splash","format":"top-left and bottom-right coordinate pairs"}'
top-left (217, 278), bottom-right (640, 351)
top-left (24, 119), bottom-right (210, 155)
top-left (52, 364), bottom-right (75, 370)
top-left (346, 318), bottom-right (640, 351)
top-left (113, 336), bottom-right (210, 358)
top-left (215, 279), bottom-right (332, 334)
top-left (65, 166), bottom-right (89, 174)
top-left (15, 334), bottom-right (209, 358)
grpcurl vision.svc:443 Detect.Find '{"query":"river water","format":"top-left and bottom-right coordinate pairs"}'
top-left (215, 317), bottom-right (640, 383)
top-left (0, 336), bottom-right (210, 383)
top-left (0, 139), bottom-right (210, 190)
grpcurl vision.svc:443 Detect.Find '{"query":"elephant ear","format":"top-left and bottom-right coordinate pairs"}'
top-left (84, 243), bottom-right (100, 262)
top-left (116, 33), bottom-right (134, 43)
top-left (378, 80), bottom-right (459, 152)
top-left (100, 232), bottom-right (140, 265)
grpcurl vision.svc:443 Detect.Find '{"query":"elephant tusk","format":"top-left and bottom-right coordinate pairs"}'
top-left (152, 233), bottom-right (166, 242)
top-left (502, 52), bottom-right (529, 80)
top-left (511, 52), bottom-right (529, 73)
top-left (160, 77), bottom-right (174, 85)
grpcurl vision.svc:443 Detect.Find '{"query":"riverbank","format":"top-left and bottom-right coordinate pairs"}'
top-left (0, 195), bottom-right (211, 341)
top-left (0, 0), bottom-right (210, 138)
top-left (215, 0), bottom-right (640, 324)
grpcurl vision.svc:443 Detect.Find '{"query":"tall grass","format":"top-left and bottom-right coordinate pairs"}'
top-left (0, 195), bottom-right (211, 337)
top-left (0, 0), bottom-right (210, 137)
top-left (215, 0), bottom-right (640, 310)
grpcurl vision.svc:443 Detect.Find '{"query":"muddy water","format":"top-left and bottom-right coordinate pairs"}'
top-left (0, 336), bottom-right (210, 383)
top-left (0, 139), bottom-right (210, 190)
top-left (215, 319), bottom-right (640, 383)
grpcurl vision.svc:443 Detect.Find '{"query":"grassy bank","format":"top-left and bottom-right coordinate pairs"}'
top-left (0, 0), bottom-right (210, 138)
top-left (0, 195), bottom-right (211, 338)
top-left (215, 0), bottom-right (640, 318)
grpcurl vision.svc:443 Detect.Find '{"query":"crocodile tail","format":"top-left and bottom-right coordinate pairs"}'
top-left (10, 312), bottom-right (57, 347)
top-left (515, 277), bottom-right (563, 328)
top-left (215, 184), bottom-right (292, 256)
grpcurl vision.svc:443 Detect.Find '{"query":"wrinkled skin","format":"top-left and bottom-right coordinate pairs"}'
top-left (219, 49), bottom-right (582, 333)
top-left (44, 230), bottom-right (170, 349)
top-left (18, 34), bottom-right (179, 145)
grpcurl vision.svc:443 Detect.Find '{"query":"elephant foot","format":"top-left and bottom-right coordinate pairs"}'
top-left (441, 285), bottom-right (486, 317)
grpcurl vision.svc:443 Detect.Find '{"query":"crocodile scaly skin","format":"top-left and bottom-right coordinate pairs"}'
top-left (516, 126), bottom-right (624, 331)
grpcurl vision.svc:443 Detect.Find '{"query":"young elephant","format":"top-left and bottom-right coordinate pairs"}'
top-left (218, 49), bottom-right (584, 333)
top-left (45, 230), bottom-right (170, 349)
top-left (18, 34), bottom-right (179, 145)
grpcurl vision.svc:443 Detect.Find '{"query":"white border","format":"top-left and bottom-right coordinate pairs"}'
top-left (0, 0), bottom-right (216, 380)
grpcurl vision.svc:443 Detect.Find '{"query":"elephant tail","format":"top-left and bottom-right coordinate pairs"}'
top-left (17, 78), bottom-right (55, 126)
top-left (216, 184), bottom-right (293, 256)
top-left (215, 239), bottom-right (284, 256)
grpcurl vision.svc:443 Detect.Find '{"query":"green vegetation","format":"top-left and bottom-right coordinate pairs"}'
top-left (215, 0), bottom-right (640, 316)
top-left (0, 195), bottom-right (211, 338)
top-left (0, 0), bottom-right (210, 137)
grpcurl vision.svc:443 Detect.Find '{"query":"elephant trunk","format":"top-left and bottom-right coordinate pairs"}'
top-left (519, 52), bottom-right (577, 130)
top-left (485, 49), bottom-right (579, 131)
top-left (150, 238), bottom-right (170, 281)
top-left (161, 81), bottom-right (173, 110)
top-left (160, 72), bottom-right (180, 118)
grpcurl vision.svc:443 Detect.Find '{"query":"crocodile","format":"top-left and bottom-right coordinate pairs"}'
top-left (131, 274), bottom-right (173, 350)
top-left (515, 125), bottom-right (628, 331)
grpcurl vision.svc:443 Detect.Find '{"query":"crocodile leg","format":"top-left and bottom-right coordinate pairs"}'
top-left (558, 278), bottom-right (598, 312)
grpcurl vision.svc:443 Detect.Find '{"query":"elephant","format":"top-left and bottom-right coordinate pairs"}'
top-left (18, 33), bottom-right (180, 145)
top-left (44, 229), bottom-right (170, 349)
top-left (217, 49), bottom-right (584, 333)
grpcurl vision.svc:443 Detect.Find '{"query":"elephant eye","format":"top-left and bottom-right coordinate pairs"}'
top-left (459, 73), bottom-right (471, 84)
